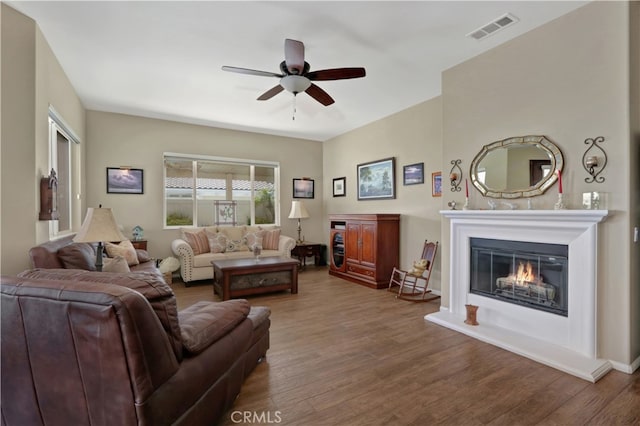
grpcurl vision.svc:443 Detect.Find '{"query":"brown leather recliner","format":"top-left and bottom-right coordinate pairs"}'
top-left (1, 270), bottom-right (270, 425)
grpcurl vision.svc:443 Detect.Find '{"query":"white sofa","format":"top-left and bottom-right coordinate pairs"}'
top-left (171, 225), bottom-right (296, 284)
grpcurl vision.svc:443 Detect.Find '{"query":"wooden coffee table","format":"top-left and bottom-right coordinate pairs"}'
top-left (212, 256), bottom-right (300, 301)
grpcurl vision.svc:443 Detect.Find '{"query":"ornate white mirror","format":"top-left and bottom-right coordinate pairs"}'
top-left (470, 135), bottom-right (563, 199)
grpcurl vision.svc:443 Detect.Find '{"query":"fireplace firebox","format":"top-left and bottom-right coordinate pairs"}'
top-left (470, 238), bottom-right (568, 316)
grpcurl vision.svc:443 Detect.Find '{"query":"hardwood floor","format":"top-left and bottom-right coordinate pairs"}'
top-left (172, 267), bottom-right (640, 426)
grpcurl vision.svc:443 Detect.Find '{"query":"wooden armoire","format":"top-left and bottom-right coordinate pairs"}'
top-left (328, 213), bottom-right (400, 289)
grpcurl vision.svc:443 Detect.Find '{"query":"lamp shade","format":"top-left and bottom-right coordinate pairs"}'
top-left (288, 200), bottom-right (310, 219)
top-left (74, 207), bottom-right (126, 243)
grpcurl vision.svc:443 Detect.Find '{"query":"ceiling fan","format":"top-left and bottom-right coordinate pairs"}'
top-left (222, 39), bottom-right (366, 106)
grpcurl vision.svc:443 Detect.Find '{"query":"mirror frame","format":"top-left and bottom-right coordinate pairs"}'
top-left (470, 135), bottom-right (564, 199)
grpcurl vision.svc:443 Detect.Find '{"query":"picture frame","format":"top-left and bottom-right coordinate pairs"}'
top-left (106, 168), bottom-right (144, 194)
top-left (432, 171), bottom-right (442, 197)
top-left (357, 157), bottom-right (395, 200)
top-left (403, 162), bottom-right (424, 185)
top-left (293, 178), bottom-right (314, 199)
top-left (333, 177), bottom-right (346, 197)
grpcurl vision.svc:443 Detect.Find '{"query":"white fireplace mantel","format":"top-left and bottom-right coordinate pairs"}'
top-left (426, 209), bottom-right (611, 382)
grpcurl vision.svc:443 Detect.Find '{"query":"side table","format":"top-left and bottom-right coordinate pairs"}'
top-left (130, 239), bottom-right (148, 251)
top-left (291, 242), bottom-right (326, 270)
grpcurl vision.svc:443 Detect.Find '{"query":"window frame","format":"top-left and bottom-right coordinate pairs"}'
top-left (48, 107), bottom-right (80, 239)
top-left (163, 152), bottom-right (281, 229)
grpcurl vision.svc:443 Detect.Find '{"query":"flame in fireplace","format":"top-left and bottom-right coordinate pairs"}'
top-left (509, 261), bottom-right (541, 285)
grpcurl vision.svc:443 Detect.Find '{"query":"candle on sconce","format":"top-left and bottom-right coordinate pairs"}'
top-left (557, 170), bottom-right (563, 194)
top-left (450, 172), bottom-right (458, 182)
top-left (585, 156), bottom-right (598, 167)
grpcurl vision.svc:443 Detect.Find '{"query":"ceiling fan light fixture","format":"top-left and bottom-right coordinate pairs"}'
top-left (280, 75), bottom-right (311, 94)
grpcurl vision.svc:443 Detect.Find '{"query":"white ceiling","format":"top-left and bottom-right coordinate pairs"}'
top-left (7, 1), bottom-right (588, 142)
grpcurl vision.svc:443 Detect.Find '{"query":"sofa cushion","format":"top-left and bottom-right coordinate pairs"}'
top-left (206, 231), bottom-right (227, 254)
top-left (58, 242), bottom-right (97, 270)
top-left (16, 268), bottom-right (183, 361)
top-left (103, 255), bottom-right (131, 273)
top-left (178, 299), bottom-right (250, 355)
top-left (181, 229), bottom-right (210, 255)
top-left (219, 227), bottom-right (248, 252)
top-left (105, 240), bottom-right (140, 266)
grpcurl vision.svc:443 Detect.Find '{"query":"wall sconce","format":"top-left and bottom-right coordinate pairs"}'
top-left (582, 136), bottom-right (607, 183)
top-left (449, 159), bottom-right (462, 192)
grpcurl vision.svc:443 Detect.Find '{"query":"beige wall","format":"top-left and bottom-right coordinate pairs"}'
top-left (442, 1), bottom-right (635, 368)
top-left (323, 98), bottom-right (444, 288)
top-left (1, 5), bottom-right (85, 275)
top-left (85, 111), bottom-right (323, 260)
top-left (629, 1), bottom-right (640, 369)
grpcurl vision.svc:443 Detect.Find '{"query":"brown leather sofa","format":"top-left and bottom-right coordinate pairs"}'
top-left (1, 239), bottom-right (271, 425)
top-left (28, 234), bottom-right (159, 274)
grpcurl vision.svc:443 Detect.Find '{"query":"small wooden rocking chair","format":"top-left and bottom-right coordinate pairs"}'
top-left (388, 240), bottom-right (439, 302)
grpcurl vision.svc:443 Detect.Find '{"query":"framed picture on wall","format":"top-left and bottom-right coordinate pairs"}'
top-left (106, 168), bottom-right (144, 194)
top-left (357, 157), bottom-right (395, 200)
top-left (333, 177), bottom-right (346, 197)
top-left (403, 162), bottom-right (424, 185)
top-left (432, 172), bottom-right (442, 197)
top-left (293, 178), bottom-right (314, 199)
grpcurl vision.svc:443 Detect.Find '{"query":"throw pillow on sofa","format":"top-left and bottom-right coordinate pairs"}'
top-left (259, 227), bottom-right (281, 250)
top-left (181, 229), bottom-right (210, 255)
top-left (244, 229), bottom-right (265, 249)
top-left (103, 255), bottom-right (131, 273)
top-left (206, 231), bottom-right (227, 254)
top-left (105, 240), bottom-right (140, 266)
top-left (57, 243), bottom-right (97, 270)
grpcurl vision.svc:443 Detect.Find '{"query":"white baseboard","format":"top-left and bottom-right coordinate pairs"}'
top-left (609, 354), bottom-right (640, 374)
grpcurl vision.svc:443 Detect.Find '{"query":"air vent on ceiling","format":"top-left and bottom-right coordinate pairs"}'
top-left (467, 13), bottom-right (519, 41)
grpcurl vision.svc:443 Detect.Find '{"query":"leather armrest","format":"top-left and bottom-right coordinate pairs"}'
top-left (178, 299), bottom-right (250, 355)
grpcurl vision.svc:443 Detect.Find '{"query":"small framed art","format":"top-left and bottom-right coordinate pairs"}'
top-left (333, 177), bottom-right (346, 197)
top-left (403, 162), bottom-right (424, 185)
top-left (107, 168), bottom-right (144, 194)
top-left (293, 178), bottom-right (314, 199)
top-left (432, 172), bottom-right (442, 197)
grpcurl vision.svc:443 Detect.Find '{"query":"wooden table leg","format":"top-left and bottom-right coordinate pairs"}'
top-left (291, 264), bottom-right (298, 294)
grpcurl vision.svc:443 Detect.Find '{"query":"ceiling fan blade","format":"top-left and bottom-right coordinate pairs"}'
top-left (284, 39), bottom-right (305, 75)
top-left (257, 85), bottom-right (285, 101)
top-left (305, 83), bottom-right (334, 106)
top-left (222, 66), bottom-right (283, 78)
top-left (306, 67), bottom-right (366, 81)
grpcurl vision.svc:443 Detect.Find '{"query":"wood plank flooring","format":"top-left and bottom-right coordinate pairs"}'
top-left (172, 267), bottom-right (640, 426)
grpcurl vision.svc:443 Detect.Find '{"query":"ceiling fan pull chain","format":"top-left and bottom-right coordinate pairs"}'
top-left (292, 94), bottom-right (297, 121)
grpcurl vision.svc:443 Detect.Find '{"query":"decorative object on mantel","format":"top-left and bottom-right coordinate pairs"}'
top-left (582, 192), bottom-right (605, 210)
top-left (470, 135), bottom-right (563, 199)
top-left (464, 304), bottom-right (479, 326)
top-left (554, 170), bottom-right (566, 210)
top-left (581, 136), bottom-right (607, 183)
top-left (463, 179), bottom-right (470, 210)
top-left (39, 168), bottom-right (59, 221)
top-left (447, 201), bottom-right (457, 210)
top-left (449, 159), bottom-right (463, 192)
top-left (488, 200), bottom-right (497, 210)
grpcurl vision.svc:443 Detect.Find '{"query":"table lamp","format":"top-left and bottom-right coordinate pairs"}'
top-left (288, 200), bottom-right (310, 243)
top-left (74, 205), bottom-right (126, 271)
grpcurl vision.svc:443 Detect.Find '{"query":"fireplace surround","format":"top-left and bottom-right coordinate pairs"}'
top-left (427, 209), bottom-right (610, 382)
